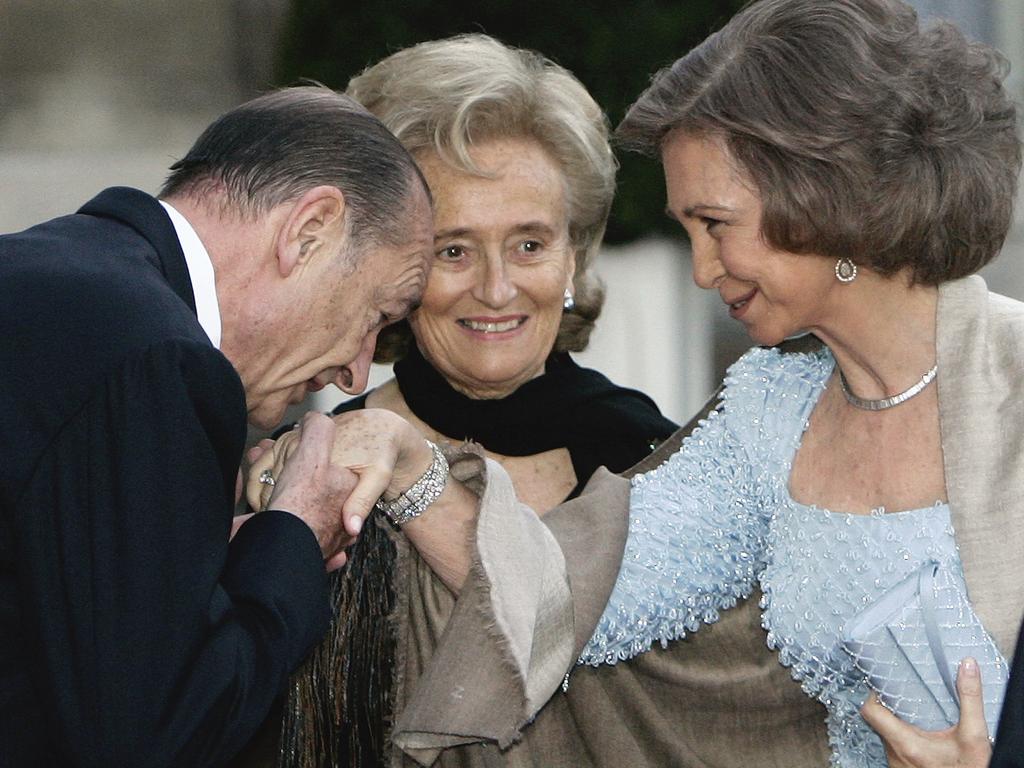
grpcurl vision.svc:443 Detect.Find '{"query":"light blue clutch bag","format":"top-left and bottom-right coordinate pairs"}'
top-left (840, 560), bottom-right (1008, 734)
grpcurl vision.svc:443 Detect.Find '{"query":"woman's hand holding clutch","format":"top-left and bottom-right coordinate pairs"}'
top-left (861, 657), bottom-right (992, 768)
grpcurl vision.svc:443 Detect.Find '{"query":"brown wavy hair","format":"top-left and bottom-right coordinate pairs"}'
top-left (617, 0), bottom-right (1021, 285)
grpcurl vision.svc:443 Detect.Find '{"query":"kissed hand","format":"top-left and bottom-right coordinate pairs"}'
top-left (246, 409), bottom-right (432, 565)
top-left (244, 412), bottom-right (361, 570)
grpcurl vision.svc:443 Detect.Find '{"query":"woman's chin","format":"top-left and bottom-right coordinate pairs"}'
top-left (745, 325), bottom-right (789, 348)
top-left (452, 382), bottom-right (519, 399)
top-left (446, 367), bottom-right (542, 400)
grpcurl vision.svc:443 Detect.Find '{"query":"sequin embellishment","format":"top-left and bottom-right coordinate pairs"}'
top-left (579, 347), bottom-right (997, 767)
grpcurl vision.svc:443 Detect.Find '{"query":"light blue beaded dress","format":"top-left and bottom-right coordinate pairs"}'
top-left (579, 346), bottom-right (1000, 767)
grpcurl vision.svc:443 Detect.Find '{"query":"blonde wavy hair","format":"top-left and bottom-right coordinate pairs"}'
top-left (346, 33), bottom-right (617, 360)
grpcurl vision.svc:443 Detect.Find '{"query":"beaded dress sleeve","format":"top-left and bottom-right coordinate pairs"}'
top-left (580, 346), bottom-right (823, 664)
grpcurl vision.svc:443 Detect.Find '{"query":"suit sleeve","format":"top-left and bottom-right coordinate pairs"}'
top-left (10, 339), bottom-right (331, 767)
top-left (992, 621), bottom-right (1024, 767)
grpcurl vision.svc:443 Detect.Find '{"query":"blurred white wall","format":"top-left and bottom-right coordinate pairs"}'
top-left (576, 240), bottom-right (715, 422)
top-left (0, 0), bottom-right (287, 233)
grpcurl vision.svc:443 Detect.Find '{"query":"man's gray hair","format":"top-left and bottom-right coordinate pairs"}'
top-left (160, 86), bottom-right (427, 249)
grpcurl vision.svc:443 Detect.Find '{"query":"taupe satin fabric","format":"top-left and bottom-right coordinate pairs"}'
top-left (935, 276), bottom-right (1024, 658)
top-left (391, 275), bottom-right (1024, 767)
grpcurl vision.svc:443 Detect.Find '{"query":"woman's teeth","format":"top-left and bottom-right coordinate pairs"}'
top-left (460, 318), bottom-right (524, 333)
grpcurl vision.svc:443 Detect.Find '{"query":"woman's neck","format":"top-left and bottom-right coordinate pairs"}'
top-left (810, 272), bottom-right (939, 400)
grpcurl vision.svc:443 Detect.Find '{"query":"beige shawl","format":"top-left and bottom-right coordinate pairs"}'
top-left (389, 275), bottom-right (1024, 767)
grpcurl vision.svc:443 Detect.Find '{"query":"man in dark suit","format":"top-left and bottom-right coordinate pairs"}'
top-left (0, 86), bottom-right (433, 767)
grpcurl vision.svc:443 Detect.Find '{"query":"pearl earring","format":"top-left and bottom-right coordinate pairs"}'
top-left (563, 289), bottom-right (576, 312)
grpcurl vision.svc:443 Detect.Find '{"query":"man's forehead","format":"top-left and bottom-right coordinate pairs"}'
top-left (401, 193), bottom-right (435, 273)
top-left (408, 186), bottom-right (435, 240)
top-left (362, 187), bottom-right (432, 297)
top-left (376, 249), bottom-right (427, 301)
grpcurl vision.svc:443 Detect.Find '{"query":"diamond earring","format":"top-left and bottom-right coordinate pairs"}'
top-left (835, 257), bottom-right (857, 283)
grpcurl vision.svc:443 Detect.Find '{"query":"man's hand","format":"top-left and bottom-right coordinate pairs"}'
top-left (244, 412), bottom-right (359, 570)
top-left (248, 408), bottom-right (429, 527)
top-left (248, 408), bottom-right (478, 589)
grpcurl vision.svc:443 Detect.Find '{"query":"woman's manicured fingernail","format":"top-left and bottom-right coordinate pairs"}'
top-left (349, 515), bottom-right (363, 534)
top-left (962, 657), bottom-right (979, 676)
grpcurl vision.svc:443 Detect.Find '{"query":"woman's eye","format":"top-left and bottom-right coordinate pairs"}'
top-left (438, 245), bottom-right (465, 261)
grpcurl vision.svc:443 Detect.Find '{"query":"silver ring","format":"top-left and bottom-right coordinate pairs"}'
top-left (258, 469), bottom-right (276, 487)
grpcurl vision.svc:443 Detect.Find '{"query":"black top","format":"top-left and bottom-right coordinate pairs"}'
top-left (0, 188), bottom-right (330, 767)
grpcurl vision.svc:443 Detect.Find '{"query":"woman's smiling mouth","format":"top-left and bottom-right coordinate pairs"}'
top-left (457, 316), bottom-right (527, 333)
top-left (726, 288), bottom-right (757, 318)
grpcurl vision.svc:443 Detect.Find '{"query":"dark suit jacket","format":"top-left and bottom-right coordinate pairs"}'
top-left (0, 188), bottom-right (331, 767)
top-left (992, 623), bottom-right (1024, 767)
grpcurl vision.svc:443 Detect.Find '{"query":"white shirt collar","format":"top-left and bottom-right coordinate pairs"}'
top-left (159, 200), bottom-right (222, 349)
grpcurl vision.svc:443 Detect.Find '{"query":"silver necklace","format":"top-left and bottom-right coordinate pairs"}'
top-left (839, 364), bottom-right (938, 411)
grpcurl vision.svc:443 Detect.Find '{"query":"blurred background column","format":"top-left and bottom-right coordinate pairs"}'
top-left (911, 0), bottom-right (994, 40)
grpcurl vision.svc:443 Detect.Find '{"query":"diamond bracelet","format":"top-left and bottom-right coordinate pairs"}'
top-left (373, 440), bottom-right (449, 527)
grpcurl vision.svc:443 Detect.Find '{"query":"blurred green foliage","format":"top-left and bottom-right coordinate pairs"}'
top-left (276, 0), bottom-right (745, 243)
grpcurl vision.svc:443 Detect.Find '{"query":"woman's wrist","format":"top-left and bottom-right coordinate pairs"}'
top-left (375, 440), bottom-right (448, 526)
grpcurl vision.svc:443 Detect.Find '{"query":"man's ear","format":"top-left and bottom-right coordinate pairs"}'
top-left (275, 185), bottom-right (347, 278)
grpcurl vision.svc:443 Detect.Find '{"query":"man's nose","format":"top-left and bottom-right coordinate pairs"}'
top-left (336, 332), bottom-right (376, 395)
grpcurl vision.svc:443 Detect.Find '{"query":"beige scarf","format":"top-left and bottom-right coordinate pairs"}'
top-left (390, 275), bottom-right (1024, 767)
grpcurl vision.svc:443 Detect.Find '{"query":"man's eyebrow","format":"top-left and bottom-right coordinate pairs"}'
top-left (397, 284), bottom-right (422, 307)
top-left (434, 226), bottom-right (472, 241)
top-left (681, 204), bottom-right (734, 218)
top-left (387, 275), bottom-right (426, 317)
